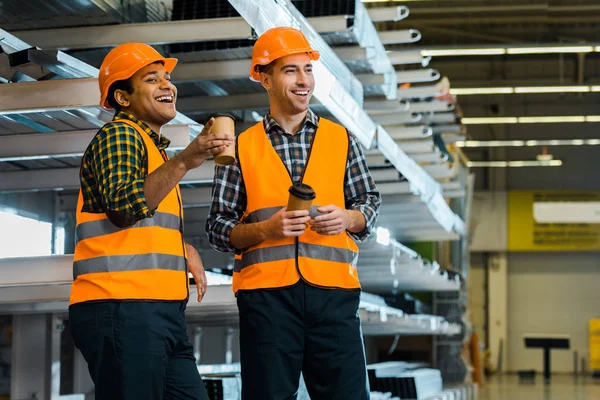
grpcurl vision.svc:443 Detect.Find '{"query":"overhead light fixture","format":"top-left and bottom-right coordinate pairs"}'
top-left (461, 117), bottom-right (518, 124)
top-left (422, 48), bottom-right (506, 57)
top-left (461, 115), bottom-right (600, 124)
top-left (507, 46), bottom-right (594, 54)
top-left (421, 45), bottom-right (599, 57)
top-left (519, 116), bottom-right (586, 123)
top-left (450, 85), bottom-right (594, 95)
top-left (467, 160), bottom-right (563, 168)
top-left (451, 87), bottom-right (514, 95)
top-left (456, 139), bottom-right (600, 148)
top-left (514, 86), bottom-right (590, 93)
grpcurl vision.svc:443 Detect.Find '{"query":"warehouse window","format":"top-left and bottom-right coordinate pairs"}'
top-left (0, 209), bottom-right (53, 258)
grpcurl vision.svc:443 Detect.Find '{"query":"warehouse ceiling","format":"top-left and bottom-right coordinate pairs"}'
top-left (367, 0), bottom-right (600, 189)
top-left (372, 0), bottom-right (600, 45)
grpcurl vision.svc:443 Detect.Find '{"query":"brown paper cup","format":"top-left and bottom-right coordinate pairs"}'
top-left (287, 183), bottom-right (316, 211)
top-left (212, 115), bottom-right (236, 166)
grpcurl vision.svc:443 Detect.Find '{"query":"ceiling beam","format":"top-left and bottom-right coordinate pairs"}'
top-left (177, 93), bottom-right (272, 114)
top-left (61, 179), bottom-right (463, 212)
top-left (11, 18), bottom-right (255, 50)
top-left (387, 49), bottom-right (431, 66)
top-left (0, 78), bottom-right (99, 115)
top-left (172, 59), bottom-right (250, 82)
top-left (11, 16), bottom-right (350, 51)
top-left (173, 57), bottom-right (409, 84)
top-left (0, 163), bottom-right (216, 192)
top-left (332, 46), bottom-right (369, 61)
top-left (367, 6), bottom-right (409, 22)
top-left (0, 125), bottom-right (192, 162)
top-left (0, 77), bottom-right (204, 127)
top-left (379, 30), bottom-right (422, 45)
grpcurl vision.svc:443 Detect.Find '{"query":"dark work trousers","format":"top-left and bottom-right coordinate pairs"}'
top-left (69, 301), bottom-right (210, 400)
top-left (237, 280), bottom-right (370, 400)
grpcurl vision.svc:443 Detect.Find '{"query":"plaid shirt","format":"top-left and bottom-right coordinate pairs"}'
top-left (79, 111), bottom-right (170, 220)
top-left (206, 108), bottom-right (381, 253)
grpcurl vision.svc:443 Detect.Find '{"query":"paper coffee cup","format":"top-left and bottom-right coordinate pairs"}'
top-left (211, 114), bottom-right (236, 166)
top-left (287, 183), bottom-right (316, 211)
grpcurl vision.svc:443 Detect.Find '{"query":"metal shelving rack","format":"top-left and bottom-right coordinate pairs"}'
top-left (0, 1), bottom-right (475, 398)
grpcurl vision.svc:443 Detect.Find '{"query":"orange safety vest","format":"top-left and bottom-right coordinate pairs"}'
top-left (233, 117), bottom-right (360, 294)
top-left (70, 119), bottom-right (188, 305)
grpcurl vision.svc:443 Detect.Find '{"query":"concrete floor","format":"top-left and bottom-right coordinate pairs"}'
top-left (479, 375), bottom-right (600, 400)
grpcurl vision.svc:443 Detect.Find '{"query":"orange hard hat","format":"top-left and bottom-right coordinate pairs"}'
top-left (98, 42), bottom-right (178, 110)
top-left (249, 27), bottom-right (320, 82)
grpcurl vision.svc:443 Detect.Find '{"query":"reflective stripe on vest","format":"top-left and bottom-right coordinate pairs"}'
top-left (75, 211), bottom-right (181, 243)
top-left (234, 117), bottom-right (361, 293)
top-left (70, 118), bottom-right (188, 304)
top-left (74, 253), bottom-right (187, 279)
top-left (234, 242), bottom-right (358, 272)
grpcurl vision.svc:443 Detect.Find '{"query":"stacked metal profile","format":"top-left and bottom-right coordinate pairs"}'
top-left (0, 2), bottom-right (474, 398)
top-left (366, 361), bottom-right (479, 400)
top-left (358, 239), bottom-right (460, 293)
top-left (368, 362), bottom-right (443, 399)
top-left (434, 291), bottom-right (470, 385)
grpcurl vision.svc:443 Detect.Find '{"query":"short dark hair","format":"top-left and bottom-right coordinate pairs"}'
top-left (256, 61), bottom-right (275, 76)
top-left (107, 78), bottom-right (134, 112)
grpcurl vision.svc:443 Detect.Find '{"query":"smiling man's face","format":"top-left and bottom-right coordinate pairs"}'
top-left (117, 62), bottom-right (177, 131)
top-left (261, 53), bottom-right (315, 116)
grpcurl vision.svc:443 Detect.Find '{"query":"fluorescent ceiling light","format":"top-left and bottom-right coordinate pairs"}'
top-left (451, 86), bottom-right (593, 95)
top-left (519, 116), bottom-right (586, 123)
top-left (467, 160), bottom-right (563, 168)
top-left (420, 45), bottom-right (599, 57)
top-left (451, 87), bottom-right (514, 95)
top-left (456, 139), bottom-right (600, 148)
top-left (506, 46), bottom-right (594, 54)
top-left (514, 86), bottom-right (590, 93)
top-left (461, 117), bottom-right (518, 124)
top-left (462, 115), bottom-right (600, 124)
top-left (422, 48), bottom-right (506, 57)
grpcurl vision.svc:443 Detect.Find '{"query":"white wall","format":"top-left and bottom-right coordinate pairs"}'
top-left (506, 252), bottom-right (600, 373)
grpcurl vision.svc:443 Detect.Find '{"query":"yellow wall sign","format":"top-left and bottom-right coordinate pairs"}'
top-left (508, 191), bottom-right (600, 251)
top-left (590, 319), bottom-right (600, 372)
